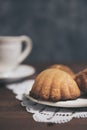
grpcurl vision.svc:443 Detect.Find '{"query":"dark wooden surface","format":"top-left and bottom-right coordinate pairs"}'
top-left (0, 63), bottom-right (87, 130)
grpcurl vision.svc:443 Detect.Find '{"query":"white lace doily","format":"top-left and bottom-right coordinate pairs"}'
top-left (6, 79), bottom-right (87, 124)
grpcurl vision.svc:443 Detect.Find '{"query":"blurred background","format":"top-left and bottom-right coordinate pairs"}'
top-left (0, 0), bottom-right (87, 63)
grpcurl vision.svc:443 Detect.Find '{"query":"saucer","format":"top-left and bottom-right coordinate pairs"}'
top-left (0, 64), bottom-right (35, 80)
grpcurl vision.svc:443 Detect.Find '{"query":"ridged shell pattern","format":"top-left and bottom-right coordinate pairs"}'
top-left (30, 69), bottom-right (80, 101)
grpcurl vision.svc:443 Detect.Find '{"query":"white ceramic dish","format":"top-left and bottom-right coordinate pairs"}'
top-left (0, 64), bottom-right (35, 80)
top-left (25, 91), bottom-right (87, 108)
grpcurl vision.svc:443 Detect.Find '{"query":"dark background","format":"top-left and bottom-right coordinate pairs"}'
top-left (0, 0), bottom-right (87, 63)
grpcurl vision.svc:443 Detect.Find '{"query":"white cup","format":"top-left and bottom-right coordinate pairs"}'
top-left (0, 35), bottom-right (32, 76)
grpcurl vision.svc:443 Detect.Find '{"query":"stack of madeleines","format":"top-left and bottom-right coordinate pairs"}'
top-left (29, 64), bottom-right (87, 102)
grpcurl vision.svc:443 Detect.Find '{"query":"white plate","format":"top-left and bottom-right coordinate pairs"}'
top-left (0, 64), bottom-right (35, 80)
top-left (25, 90), bottom-right (87, 108)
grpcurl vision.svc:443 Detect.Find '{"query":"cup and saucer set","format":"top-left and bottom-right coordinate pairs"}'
top-left (0, 35), bottom-right (35, 82)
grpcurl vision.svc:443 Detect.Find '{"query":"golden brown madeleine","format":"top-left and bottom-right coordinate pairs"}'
top-left (75, 69), bottom-right (87, 93)
top-left (30, 68), bottom-right (80, 102)
top-left (49, 64), bottom-right (75, 78)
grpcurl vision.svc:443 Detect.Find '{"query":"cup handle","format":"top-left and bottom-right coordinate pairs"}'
top-left (18, 35), bottom-right (32, 63)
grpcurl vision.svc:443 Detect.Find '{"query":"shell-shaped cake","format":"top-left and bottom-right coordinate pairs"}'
top-left (30, 68), bottom-right (80, 102)
top-left (49, 64), bottom-right (75, 78)
top-left (75, 69), bottom-right (87, 93)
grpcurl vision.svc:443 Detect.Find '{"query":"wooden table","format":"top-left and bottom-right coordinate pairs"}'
top-left (0, 63), bottom-right (87, 130)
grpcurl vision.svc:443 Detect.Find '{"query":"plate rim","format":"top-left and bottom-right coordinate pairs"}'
top-left (25, 92), bottom-right (87, 108)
